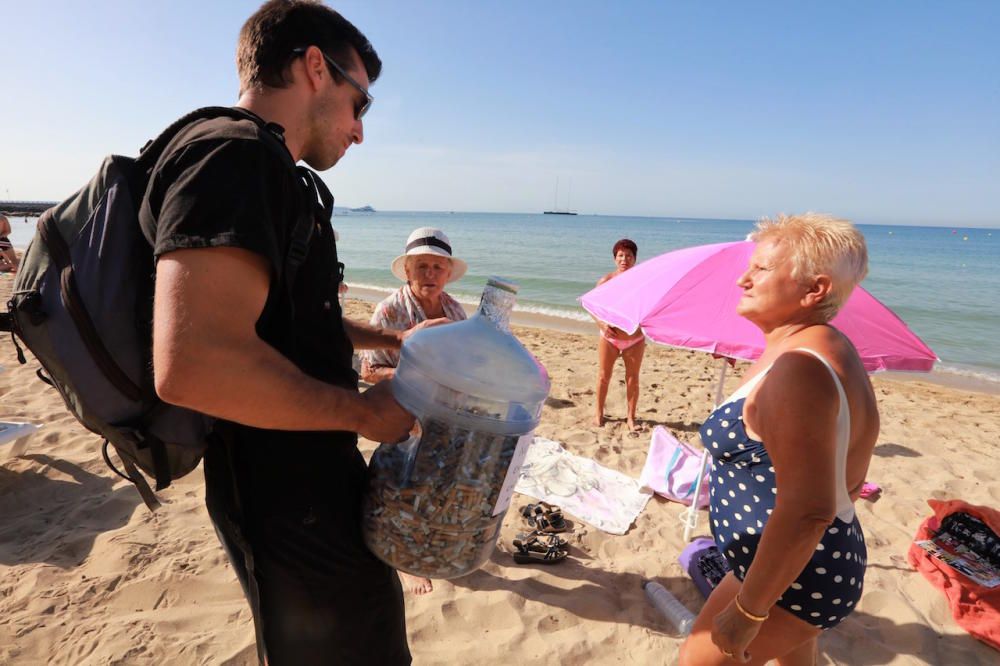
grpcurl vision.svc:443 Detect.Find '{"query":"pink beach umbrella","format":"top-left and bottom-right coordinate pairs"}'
top-left (580, 240), bottom-right (937, 373)
top-left (580, 240), bottom-right (937, 541)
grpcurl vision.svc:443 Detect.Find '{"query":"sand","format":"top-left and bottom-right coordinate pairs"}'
top-left (1, 281), bottom-right (998, 665)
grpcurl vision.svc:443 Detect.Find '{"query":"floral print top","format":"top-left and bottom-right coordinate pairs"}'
top-left (361, 284), bottom-right (467, 372)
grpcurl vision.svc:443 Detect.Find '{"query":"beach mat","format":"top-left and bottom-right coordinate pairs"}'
top-left (514, 437), bottom-right (652, 535)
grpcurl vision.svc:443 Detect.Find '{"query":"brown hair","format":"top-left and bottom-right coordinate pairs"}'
top-left (612, 238), bottom-right (637, 258)
top-left (236, 0), bottom-right (382, 94)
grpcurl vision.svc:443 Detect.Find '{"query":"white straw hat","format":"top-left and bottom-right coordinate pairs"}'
top-left (390, 227), bottom-right (468, 283)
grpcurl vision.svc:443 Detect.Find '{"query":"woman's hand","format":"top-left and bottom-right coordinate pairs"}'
top-left (603, 325), bottom-right (626, 340)
top-left (711, 601), bottom-right (763, 663)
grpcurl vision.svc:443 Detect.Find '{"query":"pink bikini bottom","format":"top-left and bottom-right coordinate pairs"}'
top-left (601, 332), bottom-right (644, 352)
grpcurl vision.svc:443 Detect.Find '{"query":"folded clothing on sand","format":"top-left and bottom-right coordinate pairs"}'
top-left (908, 499), bottom-right (1000, 652)
top-left (514, 437), bottom-right (652, 535)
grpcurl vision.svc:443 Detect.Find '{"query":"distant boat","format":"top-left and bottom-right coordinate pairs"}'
top-left (333, 205), bottom-right (375, 216)
top-left (543, 177), bottom-right (577, 215)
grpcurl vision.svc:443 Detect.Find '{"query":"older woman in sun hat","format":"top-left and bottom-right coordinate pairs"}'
top-left (360, 227), bottom-right (468, 385)
top-left (360, 226), bottom-right (468, 597)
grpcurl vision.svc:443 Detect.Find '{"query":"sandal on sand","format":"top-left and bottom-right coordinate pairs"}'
top-left (516, 531), bottom-right (568, 549)
top-left (520, 503), bottom-right (569, 534)
top-left (512, 535), bottom-right (568, 564)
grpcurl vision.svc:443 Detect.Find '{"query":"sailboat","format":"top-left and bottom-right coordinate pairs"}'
top-left (543, 176), bottom-right (577, 215)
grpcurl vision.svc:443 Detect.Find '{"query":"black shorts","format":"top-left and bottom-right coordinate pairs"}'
top-left (204, 431), bottom-right (410, 665)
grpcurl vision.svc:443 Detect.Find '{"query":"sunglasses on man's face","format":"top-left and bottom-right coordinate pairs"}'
top-left (292, 47), bottom-right (373, 120)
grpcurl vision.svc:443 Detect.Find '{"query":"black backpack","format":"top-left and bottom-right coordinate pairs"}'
top-left (1, 107), bottom-right (331, 510)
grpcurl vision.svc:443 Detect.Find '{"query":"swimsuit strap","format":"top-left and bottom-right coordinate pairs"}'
top-left (719, 363), bottom-right (774, 407)
top-left (791, 348), bottom-right (856, 523)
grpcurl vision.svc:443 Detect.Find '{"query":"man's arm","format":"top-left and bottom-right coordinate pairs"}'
top-left (152, 246), bottom-right (413, 443)
top-left (343, 316), bottom-right (450, 350)
top-left (343, 318), bottom-right (403, 351)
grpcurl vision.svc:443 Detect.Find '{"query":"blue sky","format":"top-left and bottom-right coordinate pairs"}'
top-left (1, 0), bottom-right (997, 226)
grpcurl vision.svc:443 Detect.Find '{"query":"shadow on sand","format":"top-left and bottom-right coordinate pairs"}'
top-left (0, 453), bottom-right (142, 568)
top-left (451, 547), bottom-right (699, 635)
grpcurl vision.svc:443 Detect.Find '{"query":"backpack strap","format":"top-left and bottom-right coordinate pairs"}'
top-left (135, 106), bottom-right (288, 171)
top-left (102, 440), bottom-right (162, 511)
top-left (282, 168), bottom-right (333, 296)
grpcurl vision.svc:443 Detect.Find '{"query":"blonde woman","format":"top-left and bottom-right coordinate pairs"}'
top-left (680, 213), bottom-right (878, 665)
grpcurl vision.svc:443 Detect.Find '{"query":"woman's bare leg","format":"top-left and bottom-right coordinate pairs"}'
top-left (777, 637), bottom-right (817, 666)
top-left (622, 339), bottom-right (645, 432)
top-left (594, 337), bottom-right (618, 426)
top-left (679, 573), bottom-right (821, 666)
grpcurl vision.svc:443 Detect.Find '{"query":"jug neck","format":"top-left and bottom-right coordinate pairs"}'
top-left (476, 277), bottom-right (518, 332)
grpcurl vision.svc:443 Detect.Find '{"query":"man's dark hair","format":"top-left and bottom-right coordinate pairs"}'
top-left (237, 0), bottom-right (382, 94)
top-left (612, 238), bottom-right (638, 257)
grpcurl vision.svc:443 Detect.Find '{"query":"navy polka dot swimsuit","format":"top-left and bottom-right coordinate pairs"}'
top-left (699, 352), bottom-right (867, 630)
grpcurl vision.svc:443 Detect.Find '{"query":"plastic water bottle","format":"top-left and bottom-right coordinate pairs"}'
top-left (643, 580), bottom-right (695, 635)
top-left (363, 277), bottom-right (551, 579)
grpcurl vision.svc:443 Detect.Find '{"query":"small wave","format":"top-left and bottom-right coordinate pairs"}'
top-left (933, 363), bottom-right (1000, 385)
top-left (512, 304), bottom-right (592, 322)
top-left (348, 283), bottom-right (593, 322)
top-left (347, 282), bottom-right (397, 295)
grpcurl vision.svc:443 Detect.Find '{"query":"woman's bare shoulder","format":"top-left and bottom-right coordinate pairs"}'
top-left (596, 271), bottom-right (618, 286)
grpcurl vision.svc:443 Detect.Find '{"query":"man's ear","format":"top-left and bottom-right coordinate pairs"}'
top-left (802, 274), bottom-right (833, 309)
top-left (300, 45), bottom-right (327, 92)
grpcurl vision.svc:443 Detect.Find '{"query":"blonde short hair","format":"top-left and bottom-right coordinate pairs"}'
top-left (749, 212), bottom-right (869, 322)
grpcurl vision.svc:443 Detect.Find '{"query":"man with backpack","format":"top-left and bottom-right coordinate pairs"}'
top-left (142, 2), bottom-right (419, 663)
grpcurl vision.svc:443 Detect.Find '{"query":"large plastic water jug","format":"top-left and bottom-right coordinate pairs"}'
top-left (362, 277), bottom-right (550, 578)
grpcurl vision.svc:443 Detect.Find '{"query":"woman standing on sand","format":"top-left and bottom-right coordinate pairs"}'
top-left (680, 213), bottom-right (879, 665)
top-left (0, 215), bottom-right (19, 273)
top-left (593, 238), bottom-right (645, 432)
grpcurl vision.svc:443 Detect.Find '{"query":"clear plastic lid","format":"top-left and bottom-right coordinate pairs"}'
top-left (392, 281), bottom-right (550, 435)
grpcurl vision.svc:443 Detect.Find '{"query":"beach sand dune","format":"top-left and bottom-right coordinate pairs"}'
top-left (1, 287), bottom-right (997, 664)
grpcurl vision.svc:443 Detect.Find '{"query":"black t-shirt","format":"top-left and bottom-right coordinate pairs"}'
top-left (139, 114), bottom-right (360, 494)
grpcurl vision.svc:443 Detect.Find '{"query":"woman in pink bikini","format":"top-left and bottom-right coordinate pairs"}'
top-left (593, 238), bottom-right (646, 431)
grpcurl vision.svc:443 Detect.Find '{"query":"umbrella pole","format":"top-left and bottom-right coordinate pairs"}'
top-left (682, 359), bottom-right (728, 542)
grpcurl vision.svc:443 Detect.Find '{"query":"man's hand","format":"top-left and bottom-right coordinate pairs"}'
top-left (355, 380), bottom-right (416, 443)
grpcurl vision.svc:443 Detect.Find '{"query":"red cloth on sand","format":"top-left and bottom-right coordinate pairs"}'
top-left (907, 499), bottom-right (1000, 652)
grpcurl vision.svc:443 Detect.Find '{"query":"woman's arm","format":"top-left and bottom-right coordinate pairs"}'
top-left (735, 352), bottom-right (841, 617)
top-left (591, 274), bottom-right (621, 338)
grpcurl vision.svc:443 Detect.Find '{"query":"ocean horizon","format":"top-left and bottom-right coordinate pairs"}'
top-left (6, 211), bottom-right (999, 389)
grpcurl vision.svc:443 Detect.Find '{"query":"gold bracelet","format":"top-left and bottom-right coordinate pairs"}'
top-left (734, 594), bottom-right (769, 622)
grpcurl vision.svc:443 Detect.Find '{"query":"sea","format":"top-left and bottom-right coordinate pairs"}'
top-left (6, 211), bottom-right (999, 391)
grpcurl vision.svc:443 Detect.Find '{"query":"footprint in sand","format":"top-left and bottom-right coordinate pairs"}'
top-left (537, 614), bottom-right (563, 634)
